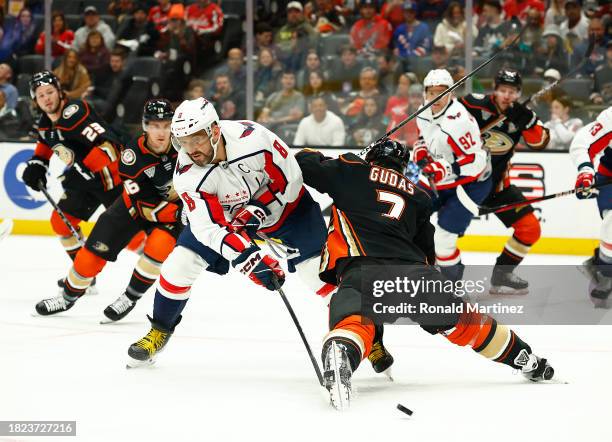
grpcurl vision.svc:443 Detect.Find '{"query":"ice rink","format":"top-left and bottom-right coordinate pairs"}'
top-left (1, 235), bottom-right (612, 442)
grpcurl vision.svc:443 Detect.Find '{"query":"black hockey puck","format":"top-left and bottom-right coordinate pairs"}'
top-left (397, 403), bottom-right (413, 416)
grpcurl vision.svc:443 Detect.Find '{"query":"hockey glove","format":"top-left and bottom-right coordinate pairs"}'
top-left (575, 166), bottom-right (597, 200)
top-left (60, 165), bottom-right (97, 191)
top-left (22, 156), bottom-right (49, 191)
top-left (232, 245), bottom-right (285, 291)
top-left (422, 160), bottom-right (452, 184)
top-left (505, 102), bottom-right (537, 130)
top-left (412, 138), bottom-right (432, 168)
top-left (230, 202), bottom-right (271, 237)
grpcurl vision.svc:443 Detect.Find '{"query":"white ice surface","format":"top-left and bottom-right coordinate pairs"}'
top-left (1, 236), bottom-right (611, 442)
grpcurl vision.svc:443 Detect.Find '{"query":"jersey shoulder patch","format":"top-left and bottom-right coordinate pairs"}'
top-left (119, 136), bottom-right (160, 178)
top-left (57, 99), bottom-right (90, 129)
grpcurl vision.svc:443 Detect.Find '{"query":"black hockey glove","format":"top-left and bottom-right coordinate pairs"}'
top-left (22, 156), bottom-right (49, 191)
top-left (60, 165), bottom-right (97, 191)
top-left (504, 102), bottom-right (537, 130)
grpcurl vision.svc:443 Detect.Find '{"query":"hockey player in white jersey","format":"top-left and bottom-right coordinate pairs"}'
top-left (414, 69), bottom-right (491, 280)
top-left (125, 97), bottom-right (396, 370)
top-left (570, 106), bottom-right (612, 305)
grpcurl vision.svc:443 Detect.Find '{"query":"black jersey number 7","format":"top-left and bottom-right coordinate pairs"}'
top-left (376, 189), bottom-right (405, 220)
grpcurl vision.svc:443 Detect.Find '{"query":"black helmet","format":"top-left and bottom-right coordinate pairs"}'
top-left (494, 68), bottom-right (522, 90)
top-left (365, 138), bottom-right (410, 172)
top-left (142, 99), bottom-right (174, 124)
top-left (29, 70), bottom-right (62, 99)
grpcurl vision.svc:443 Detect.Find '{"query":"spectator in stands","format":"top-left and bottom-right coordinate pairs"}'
top-left (208, 48), bottom-right (246, 96)
top-left (503, 0), bottom-right (546, 23)
top-left (350, 0), bottom-right (392, 58)
top-left (302, 69), bottom-right (339, 113)
top-left (0, 90), bottom-right (17, 124)
top-left (254, 47), bottom-right (282, 110)
top-left (148, 0), bottom-right (172, 32)
top-left (210, 73), bottom-right (245, 120)
top-left (578, 17), bottom-right (608, 75)
top-left (535, 24), bottom-right (568, 75)
top-left (108, 0), bottom-right (135, 24)
top-left (1, 8), bottom-right (38, 60)
top-left (255, 23), bottom-right (277, 57)
top-left (79, 30), bottom-right (111, 81)
top-left (591, 40), bottom-right (612, 104)
top-left (35, 11), bottom-right (74, 58)
top-left (544, 96), bottom-right (584, 150)
top-left (376, 52), bottom-right (402, 95)
top-left (185, 78), bottom-right (206, 100)
top-left (116, 2), bottom-right (159, 56)
top-left (340, 66), bottom-right (384, 119)
top-left (381, 0), bottom-right (408, 30)
top-left (53, 49), bottom-right (92, 99)
top-left (155, 3), bottom-right (196, 62)
top-left (418, 0), bottom-right (449, 22)
top-left (384, 72), bottom-right (412, 144)
top-left (349, 96), bottom-right (387, 145)
top-left (545, 0), bottom-right (567, 26)
top-left (257, 70), bottom-right (305, 129)
top-left (88, 48), bottom-right (129, 119)
top-left (560, 0), bottom-right (590, 43)
top-left (308, 0), bottom-right (346, 35)
top-left (294, 96), bottom-right (345, 146)
top-left (393, 1), bottom-right (432, 61)
top-left (276, 2), bottom-right (317, 67)
top-left (74, 6), bottom-right (116, 51)
top-left (520, 8), bottom-right (546, 61)
top-left (431, 45), bottom-right (450, 69)
top-left (187, 0), bottom-right (224, 72)
top-left (296, 49), bottom-right (326, 89)
top-left (0, 63), bottom-right (18, 110)
top-left (328, 45), bottom-right (362, 94)
top-left (474, 0), bottom-right (511, 56)
top-left (434, 2), bottom-right (478, 56)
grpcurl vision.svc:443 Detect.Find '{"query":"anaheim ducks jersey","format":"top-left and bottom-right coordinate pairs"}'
top-left (570, 106), bottom-right (612, 176)
top-left (174, 119), bottom-right (304, 262)
top-left (296, 150), bottom-right (435, 285)
top-left (33, 99), bottom-right (124, 192)
top-left (119, 135), bottom-right (180, 224)
top-left (460, 94), bottom-right (549, 190)
top-left (416, 99), bottom-right (490, 190)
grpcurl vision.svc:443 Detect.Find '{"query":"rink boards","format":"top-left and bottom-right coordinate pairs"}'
top-left (0, 142), bottom-right (601, 254)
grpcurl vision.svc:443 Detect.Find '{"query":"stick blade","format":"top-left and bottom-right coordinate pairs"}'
top-left (456, 185), bottom-right (481, 216)
top-left (0, 218), bottom-right (13, 241)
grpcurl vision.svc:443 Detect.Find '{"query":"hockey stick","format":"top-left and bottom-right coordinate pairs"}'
top-left (358, 22), bottom-right (527, 160)
top-left (257, 232), bottom-right (301, 260)
top-left (457, 181), bottom-right (612, 216)
top-left (0, 218), bottom-right (13, 242)
top-left (38, 180), bottom-right (84, 247)
top-left (272, 277), bottom-right (324, 386)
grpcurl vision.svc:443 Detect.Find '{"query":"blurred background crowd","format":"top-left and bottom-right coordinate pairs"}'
top-left (0, 0), bottom-right (610, 150)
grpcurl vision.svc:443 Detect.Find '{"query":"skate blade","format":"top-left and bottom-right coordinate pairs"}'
top-left (380, 367), bottom-right (394, 382)
top-left (100, 317), bottom-right (118, 324)
top-left (326, 342), bottom-right (351, 411)
top-left (590, 296), bottom-right (611, 309)
top-left (489, 286), bottom-right (528, 296)
top-left (126, 358), bottom-right (156, 369)
top-left (577, 262), bottom-right (600, 284)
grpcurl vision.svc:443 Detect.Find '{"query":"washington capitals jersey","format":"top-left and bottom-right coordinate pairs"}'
top-left (119, 135), bottom-right (180, 224)
top-left (416, 99), bottom-right (489, 190)
top-left (460, 94), bottom-right (549, 189)
top-left (174, 119), bottom-right (304, 263)
top-left (296, 150), bottom-right (435, 285)
top-left (570, 107), bottom-right (612, 176)
top-left (34, 99), bottom-right (124, 191)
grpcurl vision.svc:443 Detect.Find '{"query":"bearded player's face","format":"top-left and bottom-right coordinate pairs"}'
top-left (35, 85), bottom-right (61, 115)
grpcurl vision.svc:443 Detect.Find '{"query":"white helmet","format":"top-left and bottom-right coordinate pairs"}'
top-left (423, 69), bottom-right (454, 90)
top-left (171, 97), bottom-right (221, 158)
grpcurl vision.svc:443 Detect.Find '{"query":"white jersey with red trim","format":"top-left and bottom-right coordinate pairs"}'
top-left (416, 99), bottom-right (490, 189)
top-left (569, 106), bottom-right (612, 176)
top-left (174, 119), bottom-right (304, 262)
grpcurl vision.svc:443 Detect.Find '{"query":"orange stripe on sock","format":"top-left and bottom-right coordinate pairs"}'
top-left (333, 315), bottom-right (375, 357)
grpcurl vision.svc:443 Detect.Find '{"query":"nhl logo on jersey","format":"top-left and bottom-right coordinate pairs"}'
top-left (121, 149), bottom-right (136, 165)
top-left (144, 166), bottom-right (156, 178)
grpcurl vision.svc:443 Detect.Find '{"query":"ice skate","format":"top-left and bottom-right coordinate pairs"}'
top-left (367, 340), bottom-right (394, 380)
top-left (35, 294), bottom-right (75, 316)
top-left (590, 273), bottom-right (612, 308)
top-left (490, 266), bottom-right (528, 295)
top-left (516, 351), bottom-right (554, 382)
top-left (57, 277), bottom-right (98, 296)
top-left (127, 316), bottom-right (174, 368)
top-left (322, 341), bottom-right (353, 411)
top-left (102, 293), bottom-right (138, 323)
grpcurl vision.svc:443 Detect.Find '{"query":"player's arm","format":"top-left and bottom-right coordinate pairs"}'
top-left (412, 198), bottom-right (436, 265)
top-left (120, 168), bottom-right (180, 223)
top-left (504, 101), bottom-right (549, 150)
top-left (22, 138), bottom-right (53, 191)
top-left (570, 120), bottom-right (611, 199)
top-left (295, 148), bottom-right (341, 195)
top-left (446, 126), bottom-right (488, 178)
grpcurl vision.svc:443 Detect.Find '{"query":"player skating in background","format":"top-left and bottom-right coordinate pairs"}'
top-left (461, 69), bottom-right (550, 294)
top-left (296, 139), bottom-right (554, 410)
top-left (35, 100), bottom-right (184, 320)
top-left (414, 69), bottom-right (491, 281)
top-left (570, 106), bottom-right (612, 305)
top-left (22, 71), bottom-right (125, 269)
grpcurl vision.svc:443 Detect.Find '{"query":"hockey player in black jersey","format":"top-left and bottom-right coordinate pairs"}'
top-left (296, 139), bottom-right (554, 410)
top-left (460, 69), bottom-right (550, 294)
top-left (35, 99), bottom-right (184, 319)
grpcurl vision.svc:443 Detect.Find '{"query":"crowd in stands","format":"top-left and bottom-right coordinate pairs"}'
top-left (0, 0), bottom-right (610, 150)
